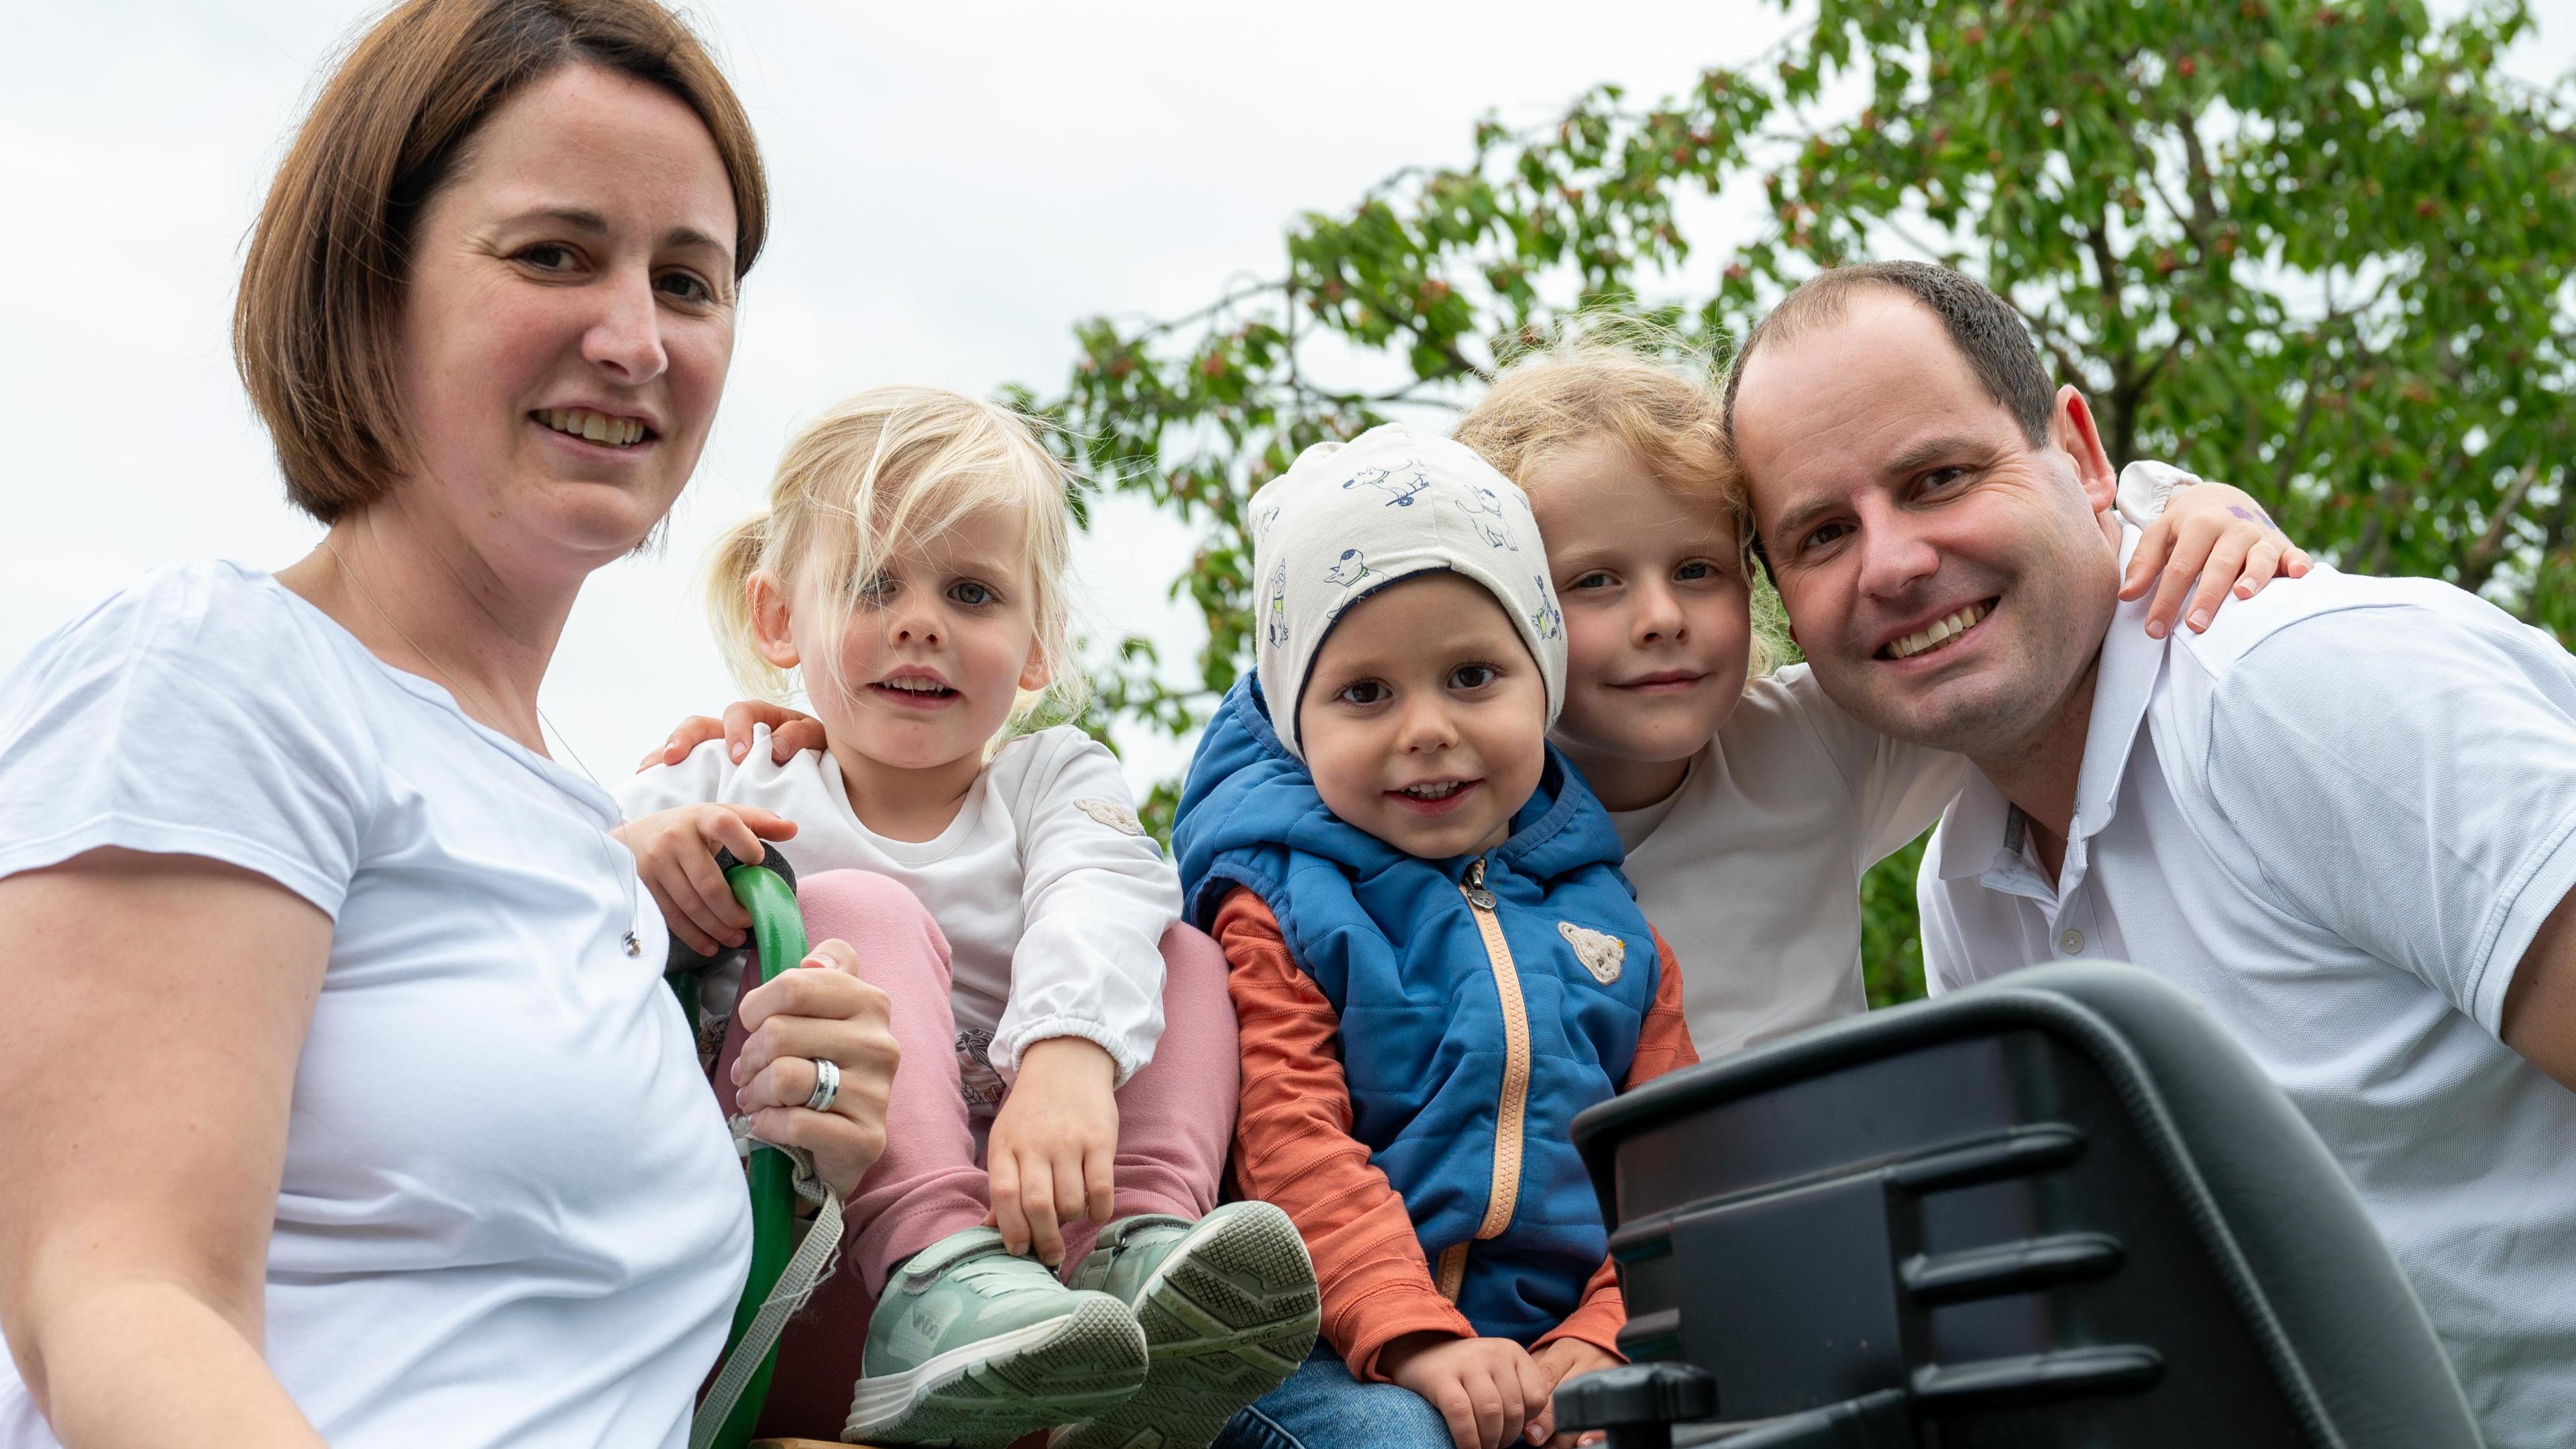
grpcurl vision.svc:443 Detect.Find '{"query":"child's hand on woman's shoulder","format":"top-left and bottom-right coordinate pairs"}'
top-left (638, 700), bottom-right (827, 771)
top-left (613, 804), bottom-right (799, 955)
top-left (985, 1035), bottom-right (1120, 1267)
top-left (1381, 1330), bottom-right (1562, 1449)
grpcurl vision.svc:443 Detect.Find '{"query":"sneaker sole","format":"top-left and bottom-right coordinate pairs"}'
top-left (1049, 1204), bottom-right (1322, 1449)
top-left (846, 1295), bottom-right (1148, 1448)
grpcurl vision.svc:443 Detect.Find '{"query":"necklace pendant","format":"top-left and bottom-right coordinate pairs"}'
top-left (623, 930), bottom-right (642, 957)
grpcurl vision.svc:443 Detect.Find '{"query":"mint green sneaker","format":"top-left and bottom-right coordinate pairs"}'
top-left (847, 1226), bottom-right (1148, 1447)
top-left (1049, 1203), bottom-right (1322, 1449)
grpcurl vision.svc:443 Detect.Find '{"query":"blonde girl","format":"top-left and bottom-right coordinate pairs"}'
top-left (618, 386), bottom-right (1316, 1449)
top-left (1449, 333), bottom-right (2308, 1055)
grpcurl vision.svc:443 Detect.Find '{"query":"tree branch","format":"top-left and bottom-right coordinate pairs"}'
top-left (2135, 163), bottom-right (2197, 252)
top-left (1874, 211), bottom-right (1969, 267)
top-left (2083, 219), bottom-right (2125, 319)
top-left (2172, 109), bottom-right (2224, 254)
top-left (2271, 353), bottom-right (2330, 500)
top-left (2129, 333), bottom-right (2183, 396)
top-left (1287, 376), bottom-right (1470, 411)
top-left (2460, 458), bottom-right (2543, 592)
top-left (2356, 476), bottom-right (2412, 575)
top-left (1122, 277), bottom-right (1291, 340)
top-left (2028, 311), bottom-right (2105, 395)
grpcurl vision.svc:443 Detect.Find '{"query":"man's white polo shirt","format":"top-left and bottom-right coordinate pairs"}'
top-left (1919, 534), bottom-right (2576, 1449)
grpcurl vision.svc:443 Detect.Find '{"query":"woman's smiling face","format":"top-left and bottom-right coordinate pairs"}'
top-left (390, 63), bottom-right (739, 578)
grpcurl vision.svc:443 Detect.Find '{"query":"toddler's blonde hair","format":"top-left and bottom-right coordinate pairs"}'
top-left (708, 385), bottom-right (1086, 741)
top-left (1453, 321), bottom-right (1783, 682)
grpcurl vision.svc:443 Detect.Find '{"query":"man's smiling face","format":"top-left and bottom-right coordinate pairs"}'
top-left (1731, 288), bottom-right (2123, 761)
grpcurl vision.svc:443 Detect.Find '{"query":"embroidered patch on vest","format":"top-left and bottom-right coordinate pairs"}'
top-left (1558, 922), bottom-right (1625, 984)
top-left (1074, 798), bottom-right (1145, 836)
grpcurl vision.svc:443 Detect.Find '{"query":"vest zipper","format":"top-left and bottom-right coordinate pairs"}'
top-left (1439, 856), bottom-right (1532, 1301)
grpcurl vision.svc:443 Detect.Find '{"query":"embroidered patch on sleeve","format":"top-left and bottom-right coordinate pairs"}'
top-left (1075, 798), bottom-right (1146, 836)
top-left (1558, 922), bottom-right (1625, 985)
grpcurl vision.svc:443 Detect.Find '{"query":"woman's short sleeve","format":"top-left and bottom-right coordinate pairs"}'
top-left (0, 564), bottom-right (377, 918)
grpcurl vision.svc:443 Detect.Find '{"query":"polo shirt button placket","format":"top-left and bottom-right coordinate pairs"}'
top-left (2059, 927), bottom-right (2085, 955)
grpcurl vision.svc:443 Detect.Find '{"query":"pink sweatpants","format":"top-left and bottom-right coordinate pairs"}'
top-left (728, 869), bottom-right (1239, 1439)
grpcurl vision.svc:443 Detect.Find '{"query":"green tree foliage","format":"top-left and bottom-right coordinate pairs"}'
top-left (1019, 0), bottom-right (2576, 1005)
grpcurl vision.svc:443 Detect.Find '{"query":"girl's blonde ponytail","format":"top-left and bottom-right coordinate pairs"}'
top-left (705, 509), bottom-right (787, 700)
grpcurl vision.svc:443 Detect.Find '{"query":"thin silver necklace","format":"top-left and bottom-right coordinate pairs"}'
top-left (325, 539), bottom-right (645, 956)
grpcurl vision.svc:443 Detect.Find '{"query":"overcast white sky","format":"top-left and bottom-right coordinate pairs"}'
top-left (5, 1), bottom-right (2569, 794)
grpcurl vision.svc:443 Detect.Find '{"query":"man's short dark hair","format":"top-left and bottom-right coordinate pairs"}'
top-left (1721, 260), bottom-right (2055, 447)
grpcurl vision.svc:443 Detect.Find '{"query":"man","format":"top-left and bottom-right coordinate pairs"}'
top-left (1723, 260), bottom-right (2576, 1448)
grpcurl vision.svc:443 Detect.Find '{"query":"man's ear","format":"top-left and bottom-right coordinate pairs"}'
top-left (747, 571), bottom-right (800, 670)
top-left (2049, 385), bottom-right (2118, 517)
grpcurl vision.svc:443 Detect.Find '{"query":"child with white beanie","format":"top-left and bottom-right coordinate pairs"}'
top-left (1171, 424), bottom-right (1699, 1449)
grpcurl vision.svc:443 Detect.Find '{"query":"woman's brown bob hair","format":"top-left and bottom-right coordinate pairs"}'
top-left (234, 0), bottom-right (767, 523)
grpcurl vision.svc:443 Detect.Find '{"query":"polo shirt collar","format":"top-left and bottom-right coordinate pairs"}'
top-left (2072, 525), bottom-right (2167, 842)
top-left (1933, 523), bottom-right (2167, 881)
top-left (1933, 770), bottom-right (2016, 881)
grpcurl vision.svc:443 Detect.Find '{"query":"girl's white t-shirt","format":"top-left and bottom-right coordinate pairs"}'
top-left (621, 724), bottom-right (1181, 1089)
top-left (0, 562), bottom-right (751, 1449)
top-left (1611, 663), bottom-right (1969, 1055)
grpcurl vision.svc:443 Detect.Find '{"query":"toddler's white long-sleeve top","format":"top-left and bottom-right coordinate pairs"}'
top-left (621, 724), bottom-right (1179, 1084)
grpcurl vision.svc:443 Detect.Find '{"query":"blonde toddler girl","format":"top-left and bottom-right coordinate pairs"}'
top-left (619, 387), bottom-right (1317, 1449)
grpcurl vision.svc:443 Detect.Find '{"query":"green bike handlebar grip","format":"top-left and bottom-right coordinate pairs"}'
top-left (708, 852), bottom-right (809, 1449)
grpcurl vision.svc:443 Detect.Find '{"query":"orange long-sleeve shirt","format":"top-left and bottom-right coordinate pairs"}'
top-left (1216, 887), bottom-right (1699, 1381)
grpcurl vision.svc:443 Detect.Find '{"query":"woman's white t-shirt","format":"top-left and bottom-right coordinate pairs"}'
top-left (621, 724), bottom-right (1182, 1093)
top-left (0, 562), bottom-right (751, 1449)
top-left (1611, 663), bottom-right (1969, 1055)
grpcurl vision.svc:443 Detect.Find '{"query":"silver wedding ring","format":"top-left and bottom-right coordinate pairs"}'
top-left (803, 1057), bottom-right (841, 1114)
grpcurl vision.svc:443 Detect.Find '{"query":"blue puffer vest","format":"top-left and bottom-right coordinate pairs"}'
top-left (1173, 678), bottom-right (1656, 1344)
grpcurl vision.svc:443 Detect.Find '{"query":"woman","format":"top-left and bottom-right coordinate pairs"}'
top-left (0, 3), bottom-right (898, 1445)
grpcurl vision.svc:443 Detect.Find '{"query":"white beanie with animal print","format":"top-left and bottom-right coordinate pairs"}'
top-left (1246, 422), bottom-right (1566, 761)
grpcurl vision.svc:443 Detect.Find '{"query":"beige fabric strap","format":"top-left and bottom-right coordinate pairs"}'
top-left (1435, 1241), bottom-right (1471, 1301)
top-left (1431, 884), bottom-right (1535, 1312)
top-left (1460, 892), bottom-right (1532, 1238)
top-left (690, 1192), bottom-right (844, 1449)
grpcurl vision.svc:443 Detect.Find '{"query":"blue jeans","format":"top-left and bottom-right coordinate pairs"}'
top-left (1214, 1344), bottom-right (1454, 1449)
